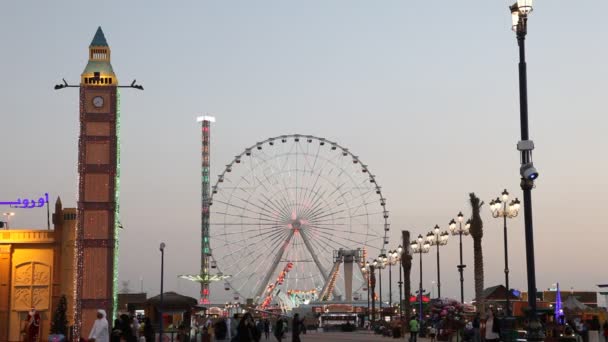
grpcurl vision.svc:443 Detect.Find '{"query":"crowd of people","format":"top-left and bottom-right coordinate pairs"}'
top-left (88, 310), bottom-right (155, 342)
top-left (194, 312), bottom-right (306, 342)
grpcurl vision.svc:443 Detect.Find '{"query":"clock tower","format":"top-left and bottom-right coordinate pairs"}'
top-left (75, 27), bottom-right (120, 336)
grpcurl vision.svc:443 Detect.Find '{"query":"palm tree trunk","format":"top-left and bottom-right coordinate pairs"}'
top-left (469, 193), bottom-right (485, 314)
top-left (402, 230), bottom-right (413, 321)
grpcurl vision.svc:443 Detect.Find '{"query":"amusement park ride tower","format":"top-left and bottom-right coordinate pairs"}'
top-left (198, 115), bottom-right (215, 305)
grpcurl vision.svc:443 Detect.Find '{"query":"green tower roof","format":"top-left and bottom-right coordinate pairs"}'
top-left (89, 26), bottom-right (108, 47)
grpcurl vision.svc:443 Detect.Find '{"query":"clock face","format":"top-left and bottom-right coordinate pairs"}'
top-left (92, 96), bottom-right (104, 108)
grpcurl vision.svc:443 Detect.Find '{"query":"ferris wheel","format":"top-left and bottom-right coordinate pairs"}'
top-left (209, 134), bottom-right (390, 303)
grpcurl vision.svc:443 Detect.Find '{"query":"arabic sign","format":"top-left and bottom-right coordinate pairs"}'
top-left (0, 193), bottom-right (49, 209)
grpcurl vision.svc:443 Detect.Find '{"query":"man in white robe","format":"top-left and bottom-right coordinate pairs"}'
top-left (88, 309), bottom-right (109, 342)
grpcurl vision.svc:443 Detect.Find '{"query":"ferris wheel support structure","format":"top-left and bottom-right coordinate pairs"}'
top-left (254, 229), bottom-right (295, 300)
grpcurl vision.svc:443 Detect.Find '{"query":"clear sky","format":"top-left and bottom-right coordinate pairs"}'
top-left (1, 1), bottom-right (607, 305)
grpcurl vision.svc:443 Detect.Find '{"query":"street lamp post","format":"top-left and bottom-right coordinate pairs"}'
top-left (378, 252), bottom-right (387, 319)
top-left (363, 260), bottom-right (379, 323)
top-left (449, 213), bottom-right (470, 303)
top-left (159, 242), bottom-right (166, 340)
top-left (490, 190), bottom-right (521, 317)
top-left (362, 260), bottom-right (377, 323)
top-left (394, 246), bottom-right (404, 320)
top-left (426, 225), bottom-right (449, 299)
top-left (366, 266), bottom-right (370, 320)
top-left (510, 1), bottom-right (543, 340)
top-left (410, 235), bottom-right (430, 322)
top-left (387, 250), bottom-right (395, 313)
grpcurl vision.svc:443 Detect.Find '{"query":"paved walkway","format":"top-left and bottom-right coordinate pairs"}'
top-left (271, 330), bottom-right (433, 342)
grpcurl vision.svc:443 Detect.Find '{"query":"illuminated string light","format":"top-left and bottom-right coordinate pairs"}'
top-left (73, 89), bottom-right (86, 339)
top-left (112, 90), bottom-right (121, 321)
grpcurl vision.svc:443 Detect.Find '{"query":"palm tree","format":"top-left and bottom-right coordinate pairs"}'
top-left (468, 193), bottom-right (485, 313)
top-left (401, 230), bottom-right (413, 321)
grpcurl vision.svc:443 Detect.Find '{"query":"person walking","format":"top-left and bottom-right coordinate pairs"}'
top-left (143, 317), bottom-right (154, 342)
top-left (132, 316), bottom-right (140, 341)
top-left (428, 324), bottom-right (437, 342)
top-left (215, 318), bottom-right (228, 341)
top-left (291, 314), bottom-right (303, 342)
top-left (408, 317), bottom-right (419, 342)
top-left (229, 314), bottom-right (240, 341)
top-left (237, 313), bottom-right (259, 342)
top-left (484, 310), bottom-right (500, 342)
top-left (88, 310), bottom-right (110, 342)
top-left (111, 319), bottom-right (122, 342)
top-left (472, 312), bottom-right (481, 342)
top-left (274, 318), bottom-right (284, 342)
top-left (263, 319), bottom-right (270, 340)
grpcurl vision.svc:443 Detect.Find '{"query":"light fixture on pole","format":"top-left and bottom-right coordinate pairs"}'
top-left (410, 235), bottom-right (430, 322)
top-left (426, 225), bottom-right (449, 299)
top-left (395, 245), bottom-right (404, 320)
top-left (449, 213), bottom-right (470, 303)
top-left (386, 248), bottom-right (401, 320)
top-left (509, 1), bottom-right (542, 340)
top-left (377, 252), bottom-right (387, 318)
top-left (362, 261), bottom-right (371, 323)
top-left (362, 260), bottom-right (377, 323)
top-left (2, 212), bottom-right (15, 229)
top-left (159, 242), bottom-right (166, 340)
top-left (490, 190), bottom-right (520, 317)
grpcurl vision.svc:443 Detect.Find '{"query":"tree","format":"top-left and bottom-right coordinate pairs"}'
top-left (401, 230), bottom-right (413, 321)
top-left (51, 295), bottom-right (68, 336)
top-left (468, 193), bottom-right (485, 314)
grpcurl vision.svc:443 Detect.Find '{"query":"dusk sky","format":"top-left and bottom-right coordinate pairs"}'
top-left (1, 1), bottom-right (607, 305)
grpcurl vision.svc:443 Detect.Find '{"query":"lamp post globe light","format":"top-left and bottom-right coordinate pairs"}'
top-left (489, 190), bottom-right (521, 317)
top-left (510, 1), bottom-right (543, 340)
top-left (362, 260), bottom-right (377, 323)
top-left (410, 235), bottom-right (430, 322)
top-left (426, 225), bottom-right (449, 299)
top-left (394, 245), bottom-right (404, 320)
top-left (449, 213), bottom-right (470, 303)
top-left (386, 247), bottom-right (402, 320)
top-left (377, 252), bottom-right (387, 319)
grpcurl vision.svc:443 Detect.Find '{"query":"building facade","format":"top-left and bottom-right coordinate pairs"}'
top-left (0, 199), bottom-right (76, 342)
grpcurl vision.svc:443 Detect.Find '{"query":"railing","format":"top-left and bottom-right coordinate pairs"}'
top-left (0, 230), bottom-right (55, 244)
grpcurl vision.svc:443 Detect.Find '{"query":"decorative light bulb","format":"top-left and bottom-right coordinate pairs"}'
top-left (517, 0), bottom-right (533, 15)
top-left (502, 189), bottom-right (509, 202)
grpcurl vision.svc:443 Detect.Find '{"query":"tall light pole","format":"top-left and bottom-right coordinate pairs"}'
top-left (387, 250), bottom-right (395, 314)
top-left (159, 242), bottom-right (166, 340)
top-left (510, 1), bottom-right (543, 340)
top-left (371, 260), bottom-right (378, 323)
top-left (426, 225), bottom-right (449, 299)
top-left (2, 212), bottom-right (15, 229)
top-left (489, 190), bottom-right (521, 317)
top-left (362, 260), bottom-right (377, 323)
top-left (410, 235), bottom-right (430, 322)
top-left (449, 213), bottom-right (470, 303)
top-left (364, 261), bottom-right (370, 322)
top-left (377, 252), bottom-right (387, 320)
top-left (394, 246), bottom-right (404, 320)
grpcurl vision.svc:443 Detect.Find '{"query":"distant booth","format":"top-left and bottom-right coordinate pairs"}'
top-left (145, 291), bottom-right (197, 337)
top-left (313, 303), bottom-right (365, 331)
top-left (117, 292), bottom-right (148, 318)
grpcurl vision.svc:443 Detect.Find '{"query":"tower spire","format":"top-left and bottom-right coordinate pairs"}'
top-left (90, 26), bottom-right (109, 47)
top-left (81, 26), bottom-right (116, 85)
